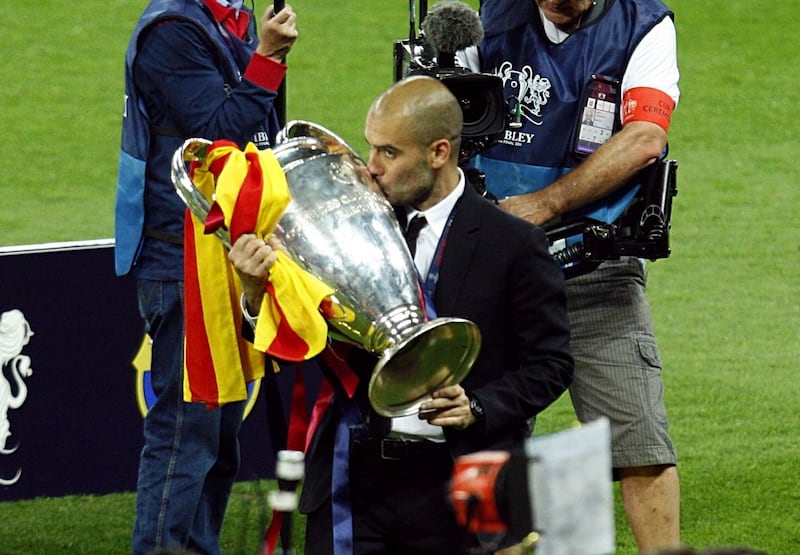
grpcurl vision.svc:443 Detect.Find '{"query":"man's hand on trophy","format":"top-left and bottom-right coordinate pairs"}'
top-left (419, 384), bottom-right (476, 430)
top-left (229, 234), bottom-right (281, 316)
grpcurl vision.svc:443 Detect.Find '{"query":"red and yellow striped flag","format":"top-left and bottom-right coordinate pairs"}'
top-left (183, 140), bottom-right (333, 407)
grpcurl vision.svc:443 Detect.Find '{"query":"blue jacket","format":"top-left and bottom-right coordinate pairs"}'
top-left (473, 0), bottom-right (673, 226)
top-left (115, 0), bottom-right (281, 278)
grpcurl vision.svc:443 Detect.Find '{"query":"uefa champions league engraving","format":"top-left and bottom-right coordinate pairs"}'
top-left (171, 121), bottom-right (480, 417)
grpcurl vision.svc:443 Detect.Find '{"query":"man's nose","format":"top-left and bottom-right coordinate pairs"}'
top-left (367, 154), bottom-right (382, 176)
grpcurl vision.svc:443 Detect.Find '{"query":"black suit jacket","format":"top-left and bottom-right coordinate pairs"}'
top-left (299, 183), bottom-right (573, 513)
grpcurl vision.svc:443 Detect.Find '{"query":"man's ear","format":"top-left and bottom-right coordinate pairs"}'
top-left (429, 138), bottom-right (452, 169)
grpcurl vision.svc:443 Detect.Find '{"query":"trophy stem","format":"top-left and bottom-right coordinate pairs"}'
top-left (366, 304), bottom-right (426, 353)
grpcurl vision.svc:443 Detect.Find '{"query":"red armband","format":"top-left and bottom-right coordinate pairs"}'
top-left (622, 87), bottom-right (675, 132)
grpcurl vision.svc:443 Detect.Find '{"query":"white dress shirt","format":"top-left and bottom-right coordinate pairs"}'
top-left (390, 170), bottom-right (466, 440)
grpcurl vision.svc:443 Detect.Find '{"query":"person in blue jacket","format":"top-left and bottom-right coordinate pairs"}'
top-left (114, 1), bottom-right (297, 553)
top-left (465, 0), bottom-right (682, 551)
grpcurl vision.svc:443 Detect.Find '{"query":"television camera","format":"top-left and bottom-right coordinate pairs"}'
top-left (393, 0), bottom-right (508, 164)
top-left (392, 1), bottom-right (678, 280)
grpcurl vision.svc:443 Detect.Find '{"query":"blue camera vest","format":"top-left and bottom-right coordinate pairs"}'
top-left (473, 0), bottom-right (673, 226)
top-left (114, 0), bottom-right (261, 276)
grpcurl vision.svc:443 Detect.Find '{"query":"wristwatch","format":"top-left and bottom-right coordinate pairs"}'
top-left (240, 293), bottom-right (259, 331)
top-left (468, 394), bottom-right (485, 423)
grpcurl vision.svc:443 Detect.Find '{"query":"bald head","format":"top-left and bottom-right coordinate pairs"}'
top-left (369, 76), bottom-right (463, 157)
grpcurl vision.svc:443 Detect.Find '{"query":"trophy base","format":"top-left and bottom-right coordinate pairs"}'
top-left (368, 318), bottom-right (481, 417)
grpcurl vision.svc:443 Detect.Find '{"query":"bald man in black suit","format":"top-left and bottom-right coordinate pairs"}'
top-left (230, 76), bottom-right (573, 554)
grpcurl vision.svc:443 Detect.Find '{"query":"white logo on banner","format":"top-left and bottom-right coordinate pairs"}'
top-left (1, 309), bottom-right (34, 485)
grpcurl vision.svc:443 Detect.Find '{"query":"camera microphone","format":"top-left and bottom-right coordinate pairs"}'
top-left (421, 1), bottom-right (483, 68)
top-left (396, 1), bottom-right (506, 160)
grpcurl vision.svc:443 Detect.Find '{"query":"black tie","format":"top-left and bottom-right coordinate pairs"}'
top-left (404, 214), bottom-right (427, 258)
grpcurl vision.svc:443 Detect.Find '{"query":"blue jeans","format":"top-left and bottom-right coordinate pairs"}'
top-left (132, 280), bottom-right (246, 555)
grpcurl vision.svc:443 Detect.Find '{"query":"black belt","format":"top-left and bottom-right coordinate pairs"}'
top-left (355, 436), bottom-right (450, 461)
top-left (143, 227), bottom-right (184, 246)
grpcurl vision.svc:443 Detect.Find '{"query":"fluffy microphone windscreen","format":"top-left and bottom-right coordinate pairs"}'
top-left (421, 1), bottom-right (484, 55)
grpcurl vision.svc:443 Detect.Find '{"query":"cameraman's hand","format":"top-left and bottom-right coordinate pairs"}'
top-left (419, 384), bottom-right (476, 430)
top-left (256, 4), bottom-right (298, 63)
top-left (499, 191), bottom-right (551, 227)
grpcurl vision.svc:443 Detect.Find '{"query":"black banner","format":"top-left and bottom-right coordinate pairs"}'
top-left (0, 241), bottom-right (282, 501)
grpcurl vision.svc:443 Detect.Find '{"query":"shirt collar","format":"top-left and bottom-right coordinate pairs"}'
top-left (203, 0), bottom-right (249, 38)
top-left (210, 0), bottom-right (243, 10)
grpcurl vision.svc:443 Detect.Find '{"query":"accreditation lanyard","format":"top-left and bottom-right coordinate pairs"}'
top-left (419, 205), bottom-right (457, 320)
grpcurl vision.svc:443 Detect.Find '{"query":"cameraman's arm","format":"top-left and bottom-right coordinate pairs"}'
top-left (499, 120), bottom-right (666, 226)
top-left (496, 16), bottom-right (678, 226)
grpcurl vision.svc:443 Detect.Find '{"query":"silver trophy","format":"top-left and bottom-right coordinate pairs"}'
top-left (171, 121), bottom-right (481, 417)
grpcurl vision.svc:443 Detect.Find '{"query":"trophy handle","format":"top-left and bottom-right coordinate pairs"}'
top-left (277, 120), bottom-right (363, 160)
top-left (170, 134), bottom-right (329, 249)
top-left (170, 138), bottom-right (232, 248)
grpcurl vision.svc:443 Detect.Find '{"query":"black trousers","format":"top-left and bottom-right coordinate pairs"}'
top-left (351, 437), bottom-right (470, 555)
top-left (304, 436), bottom-right (476, 555)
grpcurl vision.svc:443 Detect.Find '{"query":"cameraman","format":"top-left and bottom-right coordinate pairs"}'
top-left (465, 0), bottom-right (681, 551)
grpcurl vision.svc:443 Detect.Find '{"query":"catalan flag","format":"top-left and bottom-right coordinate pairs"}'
top-left (183, 140), bottom-right (333, 407)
